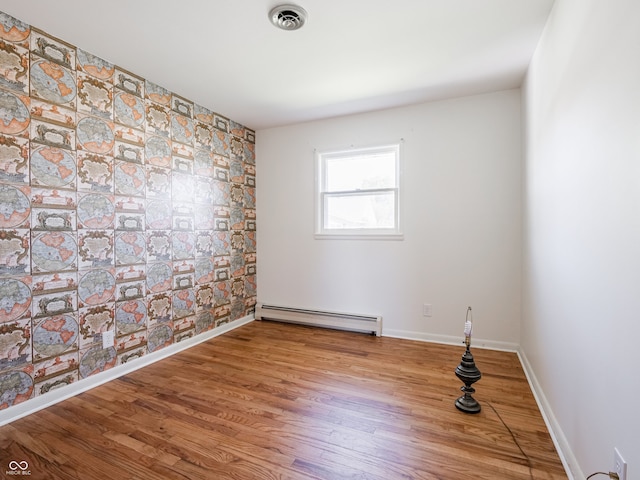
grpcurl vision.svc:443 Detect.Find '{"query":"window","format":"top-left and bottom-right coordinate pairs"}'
top-left (315, 143), bottom-right (402, 239)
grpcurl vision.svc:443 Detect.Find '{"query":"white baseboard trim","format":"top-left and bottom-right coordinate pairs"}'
top-left (383, 328), bottom-right (576, 480)
top-left (0, 315), bottom-right (254, 427)
top-left (516, 347), bottom-right (582, 480)
top-left (1, 318), bottom-right (578, 480)
top-left (382, 328), bottom-right (519, 352)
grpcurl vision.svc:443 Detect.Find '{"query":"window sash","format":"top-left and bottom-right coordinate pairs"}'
top-left (316, 143), bottom-right (402, 238)
top-left (321, 189), bottom-right (398, 231)
top-left (323, 151), bottom-right (398, 192)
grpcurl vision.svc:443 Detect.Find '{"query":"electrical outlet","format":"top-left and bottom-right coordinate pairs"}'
top-left (614, 447), bottom-right (627, 480)
top-left (102, 330), bottom-right (114, 349)
top-left (423, 304), bottom-right (432, 317)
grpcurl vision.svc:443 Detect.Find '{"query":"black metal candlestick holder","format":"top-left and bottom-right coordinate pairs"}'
top-left (455, 307), bottom-right (482, 413)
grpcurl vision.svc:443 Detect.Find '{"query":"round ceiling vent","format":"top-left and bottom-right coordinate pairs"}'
top-left (269, 4), bottom-right (308, 31)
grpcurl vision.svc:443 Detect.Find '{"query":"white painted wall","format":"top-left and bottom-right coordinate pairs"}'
top-left (523, 0), bottom-right (640, 477)
top-left (256, 90), bottom-right (522, 346)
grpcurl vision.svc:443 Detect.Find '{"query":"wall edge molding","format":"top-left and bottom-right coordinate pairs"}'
top-left (383, 328), bottom-right (576, 479)
top-left (382, 329), bottom-right (519, 352)
top-left (1, 320), bottom-right (579, 480)
top-left (0, 315), bottom-right (254, 427)
top-left (516, 346), bottom-right (581, 480)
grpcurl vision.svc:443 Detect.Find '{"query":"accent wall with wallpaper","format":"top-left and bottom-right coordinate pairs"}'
top-left (0, 10), bottom-right (257, 412)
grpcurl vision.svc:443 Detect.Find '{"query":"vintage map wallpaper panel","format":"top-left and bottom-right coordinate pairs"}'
top-left (0, 10), bottom-right (257, 412)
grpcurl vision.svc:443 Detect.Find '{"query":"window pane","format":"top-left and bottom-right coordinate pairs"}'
top-left (325, 191), bottom-right (396, 229)
top-left (325, 150), bottom-right (396, 192)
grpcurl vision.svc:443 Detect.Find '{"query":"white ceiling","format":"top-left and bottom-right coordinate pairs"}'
top-left (0, 0), bottom-right (555, 130)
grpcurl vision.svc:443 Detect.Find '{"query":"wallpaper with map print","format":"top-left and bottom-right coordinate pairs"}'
top-left (0, 11), bottom-right (257, 411)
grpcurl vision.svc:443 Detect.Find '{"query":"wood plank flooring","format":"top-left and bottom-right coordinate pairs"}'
top-left (0, 320), bottom-right (567, 479)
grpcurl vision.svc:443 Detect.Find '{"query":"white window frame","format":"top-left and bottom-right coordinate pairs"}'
top-left (315, 142), bottom-right (403, 240)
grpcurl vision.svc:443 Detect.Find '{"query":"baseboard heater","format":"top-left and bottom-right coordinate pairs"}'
top-left (255, 303), bottom-right (382, 336)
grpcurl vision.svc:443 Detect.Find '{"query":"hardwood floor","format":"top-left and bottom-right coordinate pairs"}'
top-left (0, 321), bottom-right (567, 479)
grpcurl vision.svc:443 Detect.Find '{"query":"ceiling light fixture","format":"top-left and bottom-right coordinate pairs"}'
top-left (269, 4), bottom-right (308, 31)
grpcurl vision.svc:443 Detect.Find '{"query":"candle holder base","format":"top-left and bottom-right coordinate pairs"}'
top-left (455, 387), bottom-right (481, 414)
top-left (455, 347), bottom-right (482, 414)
